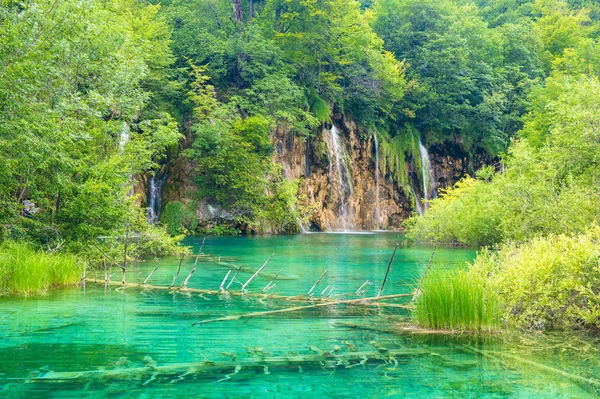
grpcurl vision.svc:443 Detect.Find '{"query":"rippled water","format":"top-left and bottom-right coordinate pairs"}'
top-left (1, 234), bottom-right (599, 398)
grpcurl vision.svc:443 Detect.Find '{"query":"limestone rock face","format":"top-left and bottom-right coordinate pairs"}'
top-left (273, 116), bottom-right (409, 231)
top-left (157, 115), bottom-right (488, 232)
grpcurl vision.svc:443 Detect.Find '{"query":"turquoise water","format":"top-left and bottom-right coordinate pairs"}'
top-left (1, 233), bottom-right (599, 398)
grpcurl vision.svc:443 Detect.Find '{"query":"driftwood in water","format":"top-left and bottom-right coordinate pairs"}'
top-left (307, 269), bottom-right (327, 297)
top-left (463, 345), bottom-right (600, 388)
top-left (262, 269), bottom-right (282, 293)
top-left (143, 266), bottom-right (159, 285)
top-left (356, 280), bottom-right (370, 296)
top-left (192, 293), bottom-right (414, 325)
top-left (220, 270), bottom-right (232, 291)
top-left (181, 252), bottom-right (202, 288)
top-left (240, 253), bottom-right (274, 292)
top-left (412, 250), bottom-right (435, 302)
top-left (376, 243), bottom-right (398, 299)
top-left (85, 278), bottom-right (307, 302)
top-left (32, 347), bottom-right (432, 383)
top-left (170, 254), bottom-right (185, 287)
top-left (225, 265), bottom-right (243, 290)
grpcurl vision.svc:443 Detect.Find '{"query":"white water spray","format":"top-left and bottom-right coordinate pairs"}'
top-left (325, 125), bottom-right (353, 230)
top-left (119, 122), bottom-right (130, 152)
top-left (146, 172), bottom-right (168, 224)
top-left (373, 133), bottom-right (381, 228)
top-left (418, 140), bottom-right (435, 206)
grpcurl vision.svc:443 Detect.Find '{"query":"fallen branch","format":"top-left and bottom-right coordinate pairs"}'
top-left (240, 253), bottom-right (274, 292)
top-left (377, 243), bottom-right (398, 299)
top-left (307, 269), bottom-right (327, 297)
top-left (412, 250), bottom-right (435, 302)
top-left (181, 251), bottom-right (202, 288)
top-left (261, 269), bottom-right (282, 293)
top-left (143, 266), bottom-right (159, 285)
top-left (192, 293), bottom-right (415, 325)
top-left (225, 266), bottom-right (242, 290)
top-left (170, 254), bottom-right (185, 288)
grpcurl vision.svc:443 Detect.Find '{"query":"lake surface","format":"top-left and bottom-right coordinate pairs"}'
top-left (1, 233), bottom-right (599, 398)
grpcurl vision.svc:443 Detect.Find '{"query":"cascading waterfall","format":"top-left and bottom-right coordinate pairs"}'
top-left (418, 139), bottom-right (435, 207)
top-left (326, 125), bottom-right (353, 230)
top-left (146, 171), bottom-right (168, 224)
top-left (373, 133), bottom-right (381, 228)
top-left (411, 186), bottom-right (424, 216)
top-left (118, 122), bottom-right (130, 152)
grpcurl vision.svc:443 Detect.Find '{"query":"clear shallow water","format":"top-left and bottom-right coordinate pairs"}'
top-left (0, 233), bottom-right (599, 398)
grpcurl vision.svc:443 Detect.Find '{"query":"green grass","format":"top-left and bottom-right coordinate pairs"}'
top-left (0, 241), bottom-right (83, 296)
top-left (414, 269), bottom-right (500, 331)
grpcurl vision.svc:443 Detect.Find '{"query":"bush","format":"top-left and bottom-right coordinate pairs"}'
top-left (414, 269), bottom-right (500, 331)
top-left (405, 176), bottom-right (503, 246)
top-left (162, 201), bottom-right (199, 236)
top-left (0, 241), bottom-right (83, 296)
top-left (471, 228), bottom-right (600, 331)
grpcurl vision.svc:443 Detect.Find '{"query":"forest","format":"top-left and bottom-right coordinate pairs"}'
top-left (4, 0), bottom-right (600, 397)
top-left (2, 0), bottom-right (600, 329)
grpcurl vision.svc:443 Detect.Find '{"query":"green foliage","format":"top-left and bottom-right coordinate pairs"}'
top-left (414, 269), bottom-right (501, 331)
top-left (407, 73), bottom-right (600, 246)
top-left (0, 241), bottom-right (82, 296)
top-left (0, 0), bottom-right (181, 255)
top-left (162, 201), bottom-right (199, 236)
top-left (372, 0), bottom-right (531, 154)
top-left (253, 178), bottom-right (310, 234)
top-left (472, 228), bottom-right (600, 330)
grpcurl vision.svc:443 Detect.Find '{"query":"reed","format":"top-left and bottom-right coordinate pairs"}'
top-left (414, 269), bottom-right (500, 331)
top-left (0, 241), bottom-right (83, 296)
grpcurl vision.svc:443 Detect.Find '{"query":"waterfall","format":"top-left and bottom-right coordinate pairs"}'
top-left (411, 186), bottom-right (424, 216)
top-left (146, 171), bottom-right (168, 224)
top-left (418, 140), bottom-right (435, 205)
top-left (373, 133), bottom-right (381, 228)
top-left (118, 122), bottom-right (130, 152)
top-left (325, 125), bottom-right (353, 231)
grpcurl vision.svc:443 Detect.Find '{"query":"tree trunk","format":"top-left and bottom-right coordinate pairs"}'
top-left (232, 0), bottom-right (243, 23)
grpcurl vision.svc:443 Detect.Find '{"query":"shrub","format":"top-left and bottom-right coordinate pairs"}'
top-left (471, 228), bottom-right (600, 331)
top-left (414, 269), bottom-right (500, 331)
top-left (162, 201), bottom-right (199, 236)
top-left (0, 241), bottom-right (83, 296)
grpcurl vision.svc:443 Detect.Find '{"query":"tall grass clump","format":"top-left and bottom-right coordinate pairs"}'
top-left (415, 269), bottom-right (500, 331)
top-left (0, 241), bottom-right (83, 296)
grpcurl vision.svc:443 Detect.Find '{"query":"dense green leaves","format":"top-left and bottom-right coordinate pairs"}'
top-left (0, 0), bottom-right (180, 254)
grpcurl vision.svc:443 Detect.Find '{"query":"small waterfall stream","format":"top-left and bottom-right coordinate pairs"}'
top-left (373, 133), bottom-right (381, 228)
top-left (326, 125), bottom-right (353, 230)
top-left (146, 171), bottom-right (168, 224)
top-left (418, 140), bottom-right (434, 201)
top-left (118, 122), bottom-right (130, 152)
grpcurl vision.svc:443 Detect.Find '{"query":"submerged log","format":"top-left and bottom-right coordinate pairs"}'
top-left (32, 347), bottom-right (432, 383)
top-left (463, 345), bottom-right (600, 388)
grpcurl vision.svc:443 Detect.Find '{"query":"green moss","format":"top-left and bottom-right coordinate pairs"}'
top-left (161, 201), bottom-right (199, 236)
top-left (307, 88), bottom-right (331, 123)
top-left (377, 125), bottom-right (422, 198)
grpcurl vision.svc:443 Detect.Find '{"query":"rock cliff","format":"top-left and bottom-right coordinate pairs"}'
top-left (155, 115), bottom-right (489, 232)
